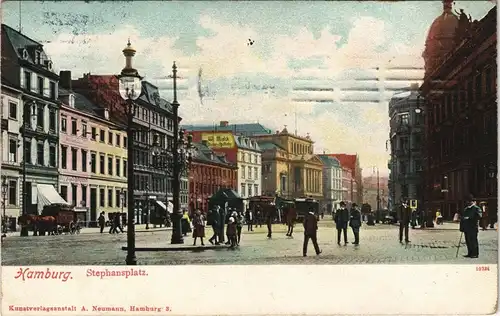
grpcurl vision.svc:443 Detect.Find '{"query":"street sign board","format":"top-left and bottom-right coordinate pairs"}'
top-left (410, 199), bottom-right (417, 209)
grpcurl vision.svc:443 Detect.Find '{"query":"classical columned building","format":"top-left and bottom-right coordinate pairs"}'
top-left (420, 4), bottom-right (497, 219)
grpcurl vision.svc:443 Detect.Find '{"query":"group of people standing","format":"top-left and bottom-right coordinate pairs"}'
top-left (98, 212), bottom-right (124, 234)
top-left (206, 206), bottom-right (244, 248)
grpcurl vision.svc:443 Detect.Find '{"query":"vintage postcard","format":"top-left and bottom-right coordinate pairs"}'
top-left (0, 0), bottom-right (497, 315)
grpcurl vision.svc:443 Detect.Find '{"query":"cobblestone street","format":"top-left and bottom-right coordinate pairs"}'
top-left (1, 222), bottom-right (497, 265)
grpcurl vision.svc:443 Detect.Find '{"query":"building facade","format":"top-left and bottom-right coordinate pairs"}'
top-left (1, 24), bottom-right (62, 215)
top-left (326, 154), bottom-right (362, 204)
top-left (72, 71), bottom-right (185, 221)
top-left (318, 155), bottom-right (342, 213)
top-left (188, 142), bottom-right (238, 213)
top-left (420, 5), bottom-right (497, 219)
top-left (388, 85), bottom-right (425, 211)
top-left (1, 84), bottom-right (23, 219)
top-left (256, 127), bottom-right (323, 201)
top-left (58, 72), bottom-right (128, 225)
top-left (362, 175), bottom-right (389, 210)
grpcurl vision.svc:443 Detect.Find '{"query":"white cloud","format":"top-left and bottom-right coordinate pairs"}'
top-left (43, 13), bottom-right (427, 174)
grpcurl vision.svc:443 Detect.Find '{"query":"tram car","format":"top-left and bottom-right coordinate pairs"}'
top-left (294, 197), bottom-right (320, 222)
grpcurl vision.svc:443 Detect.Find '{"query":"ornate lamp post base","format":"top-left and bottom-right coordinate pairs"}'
top-left (20, 226), bottom-right (29, 236)
top-left (125, 255), bottom-right (137, 265)
top-left (170, 213), bottom-right (184, 244)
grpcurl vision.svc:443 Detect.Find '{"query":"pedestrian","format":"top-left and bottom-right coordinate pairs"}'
top-left (234, 211), bottom-right (243, 246)
top-left (334, 201), bottom-right (349, 245)
top-left (114, 212), bottom-right (124, 233)
top-left (256, 206), bottom-right (262, 228)
top-left (266, 207), bottom-right (275, 238)
top-left (286, 207), bottom-right (297, 237)
top-left (225, 208), bottom-right (234, 245)
top-left (181, 209), bottom-right (192, 237)
top-left (480, 204), bottom-right (488, 230)
top-left (349, 203), bottom-right (361, 245)
top-left (219, 205), bottom-right (227, 244)
top-left (192, 210), bottom-right (205, 246)
top-left (398, 198), bottom-right (411, 243)
top-left (226, 216), bottom-right (237, 248)
top-left (303, 208), bottom-right (322, 257)
top-left (460, 195), bottom-right (482, 258)
top-left (208, 206), bottom-right (220, 245)
top-left (98, 212), bottom-right (105, 234)
top-left (245, 208), bottom-right (253, 231)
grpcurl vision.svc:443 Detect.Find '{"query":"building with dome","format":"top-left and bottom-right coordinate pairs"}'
top-left (420, 4), bottom-right (497, 220)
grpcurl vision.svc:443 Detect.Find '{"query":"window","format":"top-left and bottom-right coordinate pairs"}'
top-left (167, 119), bottom-right (173, 131)
top-left (60, 185), bottom-right (68, 202)
top-left (8, 102), bottom-right (17, 119)
top-left (99, 188), bottom-right (105, 207)
top-left (37, 142), bottom-right (44, 165)
top-left (415, 160), bottom-right (423, 172)
top-left (91, 127), bottom-right (97, 140)
top-left (254, 167), bottom-right (258, 180)
top-left (81, 121), bottom-right (87, 137)
top-left (108, 156), bottom-right (113, 175)
top-left (61, 146), bottom-right (67, 169)
top-left (71, 184), bottom-right (77, 206)
top-left (247, 166), bottom-right (251, 179)
top-left (37, 76), bottom-right (44, 95)
top-left (24, 71), bottom-right (31, 90)
top-left (35, 51), bottom-right (41, 64)
top-left (99, 154), bottom-right (105, 174)
top-left (123, 160), bottom-right (127, 177)
top-left (254, 184), bottom-right (259, 196)
top-left (400, 113), bottom-right (409, 125)
top-left (123, 190), bottom-right (127, 207)
top-left (248, 185), bottom-right (253, 197)
top-left (99, 130), bottom-right (105, 142)
top-left (90, 152), bottom-right (96, 173)
top-left (81, 185), bottom-right (87, 207)
top-left (108, 188), bottom-right (113, 207)
top-left (71, 147), bottom-right (78, 171)
top-left (49, 110), bottom-right (56, 131)
top-left (240, 184), bottom-right (246, 197)
top-left (116, 134), bottom-right (121, 147)
top-left (25, 140), bottom-right (32, 164)
top-left (49, 145), bottom-right (56, 167)
top-left (49, 82), bottom-right (56, 99)
top-left (61, 115), bottom-right (67, 132)
top-left (241, 166), bottom-right (245, 179)
top-left (71, 119), bottom-right (77, 135)
top-left (160, 116), bottom-right (165, 127)
top-left (8, 139), bottom-right (17, 162)
top-left (116, 158), bottom-right (121, 177)
top-left (8, 180), bottom-right (17, 205)
top-left (36, 106), bottom-right (44, 129)
top-left (108, 131), bottom-right (113, 145)
top-left (116, 189), bottom-right (122, 208)
top-left (123, 136), bottom-right (127, 148)
top-left (81, 150), bottom-right (87, 172)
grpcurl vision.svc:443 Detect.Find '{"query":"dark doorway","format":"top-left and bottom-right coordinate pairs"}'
top-left (25, 182), bottom-right (35, 215)
top-left (90, 188), bottom-right (97, 227)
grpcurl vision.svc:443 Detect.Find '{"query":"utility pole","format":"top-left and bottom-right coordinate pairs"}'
top-left (376, 167), bottom-right (380, 223)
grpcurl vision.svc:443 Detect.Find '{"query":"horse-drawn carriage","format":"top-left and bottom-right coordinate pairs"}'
top-left (18, 203), bottom-right (80, 236)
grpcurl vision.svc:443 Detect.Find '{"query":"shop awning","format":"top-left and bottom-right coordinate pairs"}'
top-left (156, 200), bottom-right (174, 214)
top-left (37, 184), bottom-right (70, 213)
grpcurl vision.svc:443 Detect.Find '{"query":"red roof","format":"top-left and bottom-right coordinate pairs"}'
top-left (326, 154), bottom-right (358, 175)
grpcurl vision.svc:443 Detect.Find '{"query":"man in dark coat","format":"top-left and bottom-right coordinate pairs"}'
top-left (286, 207), bottom-right (297, 237)
top-left (303, 208), bottom-right (321, 256)
top-left (349, 203), bottom-right (362, 245)
top-left (461, 195), bottom-right (482, 258)
top-left (266, 207), bottom-right (276, 238)
top-left (334, 201), bottom-right (349, 245)
top-left (98, 212), bottom-right (106, 234)
top-left (398, 198), bottom-right (411, 243)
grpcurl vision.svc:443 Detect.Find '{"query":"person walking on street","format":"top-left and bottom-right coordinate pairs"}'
top-left (192, 210), bottom-right (205, 246)
top-left (349, 203), bottom-right (361, 245)
top-left (334, 201), bottom-right (349, 245)
top-left (303, 208), bottom-right (322, 257)
top-left (181, 210), bottom-right (192, 237)
top-left (98, 212), bottom-right (105, 234)
top-left (208, 206), bottom-right (220, 245)
top-left (245, 208), bottom-right (253, 231)
top-left (235, 211), bottom-right (243, 246)
top-left (266, 207), bottom-right (275, 239)
top-left (256, 206), bottom-right (263, 228)
top-left (286, 207), bottom-right (297, 237)
top-left (460, 195), bottom-right (482, 258)
top-left (398, 198), bottom-right (411, 243)
top-left (227, 216), bottom-right (237, 248)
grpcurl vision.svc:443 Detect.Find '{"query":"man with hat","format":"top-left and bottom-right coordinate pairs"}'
top-left (460, 194), bottom-right (482, 258)
top-left (334, 201), bottom-right (350, 245)
top-left (349, 203), bottom-right (362, 245)
top-left (398, 197), bottom-right (411, 243)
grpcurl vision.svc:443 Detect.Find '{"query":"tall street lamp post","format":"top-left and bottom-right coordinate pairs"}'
top-left (117, 40), bottom-right (143, 265)
top-left (2, 176), bottom-right (8, 236)
top-left (20, 101), bottom-right (36, 237)
top-left (120, 188), bottom-right (125, 225)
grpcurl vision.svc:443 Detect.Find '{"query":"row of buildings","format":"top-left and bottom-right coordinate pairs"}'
top-left (0, 23), bottom-right (366, 229)
top-left (388, 2), bottom-right (497, 219)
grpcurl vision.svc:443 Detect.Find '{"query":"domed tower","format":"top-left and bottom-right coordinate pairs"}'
top-left (422, 0), bottom-right (459, 76)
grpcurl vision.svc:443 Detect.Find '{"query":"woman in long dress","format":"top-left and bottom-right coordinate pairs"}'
top-left (181, 210), bottom-right (192, 236)
top-left (192, 210), bottom-right (205, 246)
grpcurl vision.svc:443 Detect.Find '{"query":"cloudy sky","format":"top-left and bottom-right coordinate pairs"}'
top-left (2, 1), bottom-right (495, 176)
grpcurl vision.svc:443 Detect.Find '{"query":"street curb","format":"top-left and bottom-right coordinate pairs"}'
top-left (121, 245), bottom-right (229, 252)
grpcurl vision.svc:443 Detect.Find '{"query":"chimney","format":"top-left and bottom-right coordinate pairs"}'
top-left (59, 71), bottom-right (72, 90)
top-left (220, 121), bottom-right (228, 127)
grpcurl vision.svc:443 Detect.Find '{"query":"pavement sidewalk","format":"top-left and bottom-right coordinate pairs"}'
top-left (3, 224), bottom-right (170, 237)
